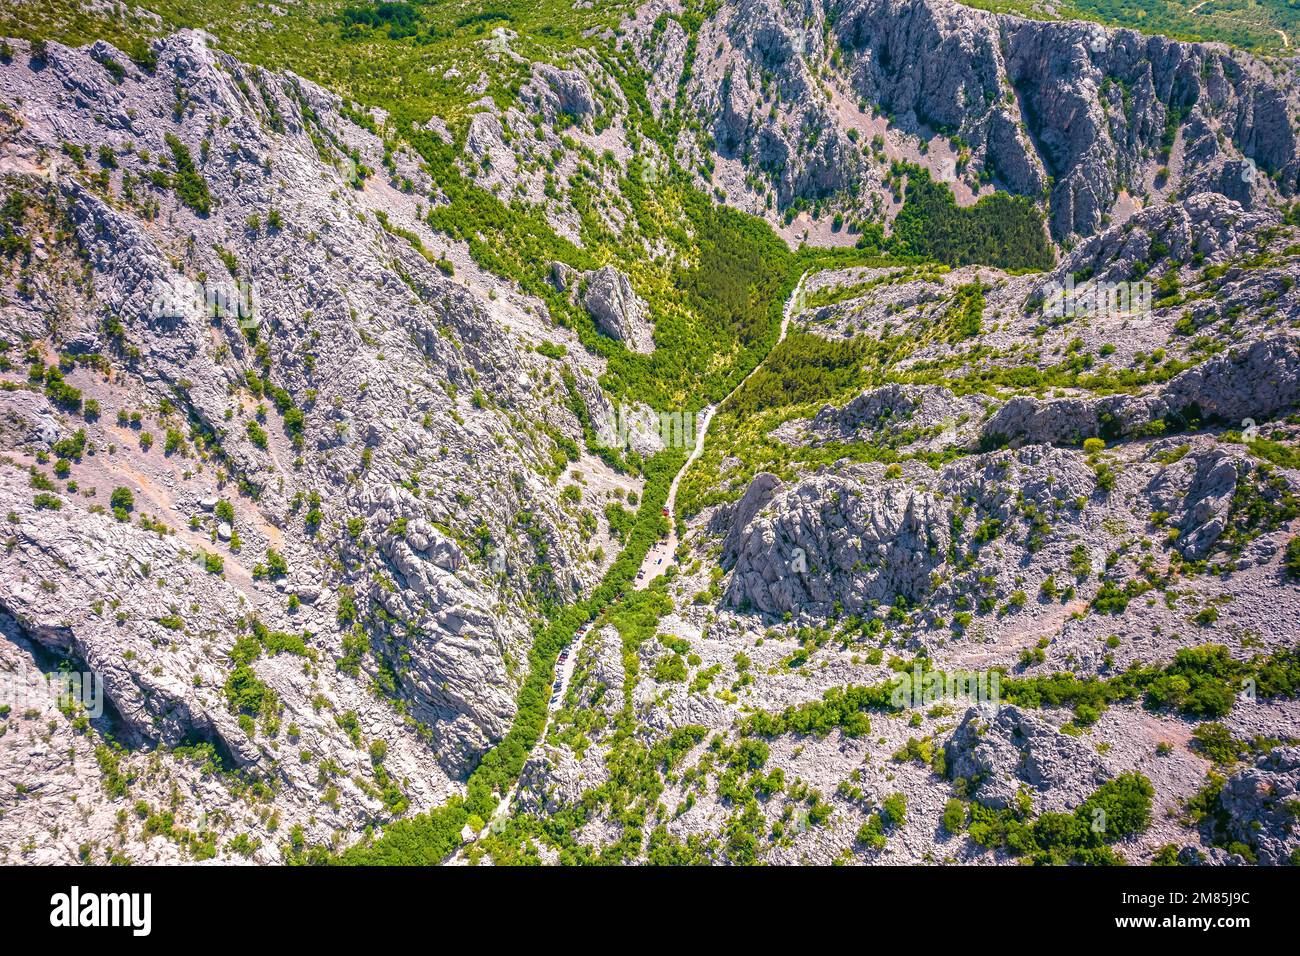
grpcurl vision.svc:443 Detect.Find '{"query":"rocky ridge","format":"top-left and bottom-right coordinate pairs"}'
top-left (2, 1), bottom-right (1300, 869)
top-left (631, 0), bottom-right (1300, 243)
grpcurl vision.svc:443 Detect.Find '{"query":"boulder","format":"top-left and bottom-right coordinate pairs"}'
top-left (582, 265), bottom-right (655, 353)
top-left (944, 706), bottom-right (1112, 813)
top-left (1216, 746), bottom-right (1300, 865)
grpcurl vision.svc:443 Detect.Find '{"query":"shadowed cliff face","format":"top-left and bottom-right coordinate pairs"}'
top-left (675, 0), bottom-right (1298, 242)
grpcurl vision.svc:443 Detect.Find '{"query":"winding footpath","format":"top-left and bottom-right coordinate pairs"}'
top-left (475, 270), bottom-right (810, 841)
top-left (635, 269), bottom-right (809, 587)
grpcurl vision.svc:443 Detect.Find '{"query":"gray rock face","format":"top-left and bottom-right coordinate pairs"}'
top-left (0, 32), bottom-right (552, 777)
top-left (945, 706), bottom-right (1112, 812)
top-left (1162, 335), bottom-right (1300, 426)
top-left (981, 334), bottom-right (1300, 449)
top-left (4, 4), bottom-right (1300, 869)
top-left (466, 111), bottom-right (506, 161)
top-left (789, 384), bottom-right (991, 454)
top-left (526, 62), bottom-right (598, 123)
top-left (1178, 845), bottom-right (1246, 866)
top-left (582, 265), bottom-right (655, 353)
top-left (0, 470), bottom-right (262, 766)
top-left (517, 744), bottom-right (608, 816)
top-left (0, 389), bottom-right (62, 448)
top-left (1217, 746), bottom-right (1300, 865)
top-left (836, 0), bottom-right (1019, 172)
top-left (812, 384), bottom-right (949, 436)
top-left (720, 401), bottom-right (1295, 627)
top-left (641, 12), bottom-right (689, 116)
top-left (673, 0), bottom-right (1298, 240)
top-left (725, 466), bottom-right (951, 615)
top-left (1144, 449), bottom-right (1246, 560)
top-left (846, 0), bottom-right (1298, 238)
top-left (689, 0), bottom-right (858, 207)
top-left (0, 29), bottom-right (633, 861)
top-left (550, 260), bottom-right (578, 293)
top-left (589, 624), bottom-right (626, 711)
top-left (721, 471), bottom-right (783, 566)
top-left (724, 441), bottom-right (1112, 618)
top-left (981, 395), bottom-right (1122, 449)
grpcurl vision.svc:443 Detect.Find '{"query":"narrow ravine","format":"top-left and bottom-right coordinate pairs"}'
top-left (476, 271), bottom-right (811, 838)
top-left (636, 269), bottom-right (808, 587)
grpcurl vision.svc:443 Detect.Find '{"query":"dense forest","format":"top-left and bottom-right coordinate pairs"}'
top-left (888, 167), bottom-right (1055, 272)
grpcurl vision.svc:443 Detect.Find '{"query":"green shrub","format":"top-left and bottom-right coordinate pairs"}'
top-left (264, 548), bottom-right (288, 577)
top-left (882, 791), bottom-right (907, 828)
top-left (246, 420), bottom-right (269, 449)
top-left (1190, 722), bottom-right (1245, 765)
top-left (942, 797), bottom-right (967, 834)
top-left (1285, 536), bottom-right (1300, 580)
top-left (165, 133), bottom-right (212, 215)
top-left (856, 814), bottom-right (887, 850)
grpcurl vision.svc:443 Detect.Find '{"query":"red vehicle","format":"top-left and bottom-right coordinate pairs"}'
top-left (661, 507), bottom-right (670, 517)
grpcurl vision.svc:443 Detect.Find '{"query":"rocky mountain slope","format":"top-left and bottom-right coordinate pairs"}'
top-left (0, 29), bottom-right (646, 862)
top-left (503, 185), bottom-right (1300, 865)
top-left (638, 0), bottom-right (1300, 245)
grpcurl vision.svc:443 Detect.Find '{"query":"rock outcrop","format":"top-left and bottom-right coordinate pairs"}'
top-left (782, 384), bottom-right (991, 454)
top-left (0, 30), bottom-right (635, 862)
top-left (725, 466), bottom-right (951, 615)
top-left (582, 265), bottom-right (655, 353)
top-left (659, 0), bottom-right (1298, 240)
top-left (5, 2), bottom-right (1300, 870)
top-left (1215, 747), bottom-right (1300, 866)
top-left (980, 335), bottom-right (1300, 449)
top-left (945, 706), bottom-right (1112, 812)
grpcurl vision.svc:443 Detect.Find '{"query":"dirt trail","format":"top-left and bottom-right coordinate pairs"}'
top-left (634, 270), bottom-right (809, 589)
top-left (468, 272), bottom-right (812, 848)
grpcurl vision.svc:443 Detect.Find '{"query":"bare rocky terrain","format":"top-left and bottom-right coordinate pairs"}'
top-left (651, 0), bottom-right (1300, 244)
top-left (0, 29), bottom-right (644, 862)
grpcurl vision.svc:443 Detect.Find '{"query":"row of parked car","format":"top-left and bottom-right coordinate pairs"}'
top-left (549, 629), bottom-right (583, 708)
